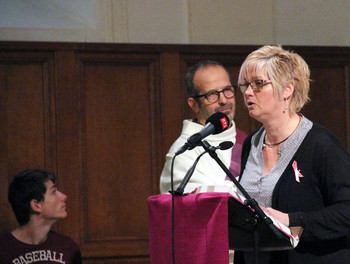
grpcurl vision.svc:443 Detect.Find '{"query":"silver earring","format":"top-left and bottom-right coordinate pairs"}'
top-left (283, 98), bottom-right (288, 113)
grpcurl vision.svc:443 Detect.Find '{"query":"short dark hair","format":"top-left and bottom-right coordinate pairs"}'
top-left (8, 169), bottom-right (56, 226)
top-left (185, 60), bottom-right (230, 100)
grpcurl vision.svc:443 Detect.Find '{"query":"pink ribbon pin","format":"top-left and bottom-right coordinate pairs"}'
top-left (292, 161), bottom-right (304, 183)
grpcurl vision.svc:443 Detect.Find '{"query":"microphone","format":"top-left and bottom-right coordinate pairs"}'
top-left (210, 141), bottom-right (233, 151)
top-left (175, 112), bottom-right (230, 155)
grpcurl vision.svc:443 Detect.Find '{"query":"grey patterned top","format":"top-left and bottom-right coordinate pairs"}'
top-left (239, 115), bottom-right (313, 207)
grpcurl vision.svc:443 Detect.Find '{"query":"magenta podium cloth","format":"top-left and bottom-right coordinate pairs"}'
top-left (148, 192), bottom-right (230, 264)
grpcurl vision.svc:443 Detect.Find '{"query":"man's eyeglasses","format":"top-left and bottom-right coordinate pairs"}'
top-left (192, 86), bottom-right (236, 103)
top-left (239, 80), bottom-right (272, 93)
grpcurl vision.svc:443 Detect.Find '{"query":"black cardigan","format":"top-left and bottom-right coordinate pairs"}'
top-left (236, 123), bottom-right (350, 264)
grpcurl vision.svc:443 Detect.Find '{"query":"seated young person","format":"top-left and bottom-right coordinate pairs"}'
top-left (0, 169), bottom-right (82, 264)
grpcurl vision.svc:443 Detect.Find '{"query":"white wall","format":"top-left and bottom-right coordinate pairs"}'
top-left (0, 0), bottom-right (349, 46)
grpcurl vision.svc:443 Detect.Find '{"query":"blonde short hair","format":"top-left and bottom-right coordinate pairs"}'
top-left (238, 45), bottom-right (310, 113)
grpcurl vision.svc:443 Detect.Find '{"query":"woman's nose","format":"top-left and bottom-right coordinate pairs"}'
top-left (244, 84), bottom-right (255, 96)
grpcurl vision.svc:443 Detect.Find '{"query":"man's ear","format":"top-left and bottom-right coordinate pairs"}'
top-left (188, 97), bottom-right (200, 114)
top-left (283, 82), bottom-right (295, 100)
top-left (30, 199), bottom-right (42, 214)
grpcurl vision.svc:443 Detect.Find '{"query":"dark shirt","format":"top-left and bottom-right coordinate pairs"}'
top-left (236, 123), bottom-right (350, 264)
top-left (0, 230), bottom-right (82, 264)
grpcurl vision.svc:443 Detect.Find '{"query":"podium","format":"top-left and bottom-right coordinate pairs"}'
top-left (148, 192), bottom-right (297, 264)
top-left (227, 195), bottom-right (295, 251)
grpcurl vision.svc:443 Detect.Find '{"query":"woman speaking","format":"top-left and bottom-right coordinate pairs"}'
top-left (235, 45), bottom-right (350, 264)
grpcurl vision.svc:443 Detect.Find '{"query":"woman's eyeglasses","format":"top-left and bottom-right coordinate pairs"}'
top-left (239, 80), bottom-right (272, 93)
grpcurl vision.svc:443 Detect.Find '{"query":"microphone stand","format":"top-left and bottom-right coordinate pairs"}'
top-left (173, 150), bottom-right (208, 196)
top-left (173, 141), bottom-right (233, 196)
top-left (199, 140), bottom-right (285, 264)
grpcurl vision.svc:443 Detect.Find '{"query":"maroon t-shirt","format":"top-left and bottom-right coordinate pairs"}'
top-left (0, 230), bottom-right (82, 264)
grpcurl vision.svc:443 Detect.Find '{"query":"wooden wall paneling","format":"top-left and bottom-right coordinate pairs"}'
top-left (347, 63), bottom-right (350, 152)
top-left (55, 50), bottom-right (82, 243)
top-left (304, 66), bottom-right (347, 142)
top-left (0, 63), bottom-right (8, 234)
top-left (75, 52), bottom-right (161, 260)
top-left (0, 51), bottom-right (56, 236)
top-left (83, 256), bottom-right (150, 264)
top-left (294, 49), bottom-right (350, 151)
top-left (159, 52), bottom-right (184, 157)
